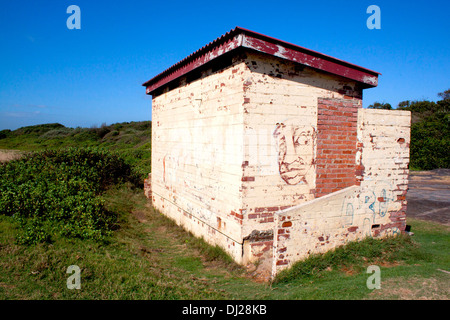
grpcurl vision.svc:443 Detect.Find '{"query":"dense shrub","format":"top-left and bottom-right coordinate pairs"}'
top-left (39, 127), bottom-right (73, 139)
top-left (0, 147), bottom-right (141, 244)
top-left (0, 121), bottom-right (152, 177)
top-left (410, 112), bottom-right (449, 170)
top-left (398, 93), bottom-right (449, 170)
top-left (14, 123), bottom-right (65, 136)
top-left (0, 129), bottom-right (11, 139)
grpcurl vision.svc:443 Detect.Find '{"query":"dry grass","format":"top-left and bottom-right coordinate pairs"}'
top-left (368, 275), bottom-right (449, 300)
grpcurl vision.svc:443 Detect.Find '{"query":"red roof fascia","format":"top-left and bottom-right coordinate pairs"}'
top-left (144, 31), bottom-right (242, 94)
top-left (237, 27), bottom-right (380, 75)
top-left (143, 27), bottom-right (380, 94)
top-left (242, 34), bottom-right (379, 87)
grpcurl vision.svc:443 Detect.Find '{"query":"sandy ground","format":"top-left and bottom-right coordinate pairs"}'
top-left (0, 149), bottom-right (23, 163)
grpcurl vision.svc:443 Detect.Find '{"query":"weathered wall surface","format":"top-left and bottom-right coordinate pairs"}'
top-left (147, 49), bottom-right (410, 278)
top-left (356, 108), bottom-right (411, 236)
top-left (240, 52), bottom-right (362, 226)
top-left (273, 185), bottom-right (361, 276)
top-left (239, 52), bottom-right (363, 272)
top-left (150, 57), bottom-right (248, 262)
top-left (272, 108), bottom-right (411, 277)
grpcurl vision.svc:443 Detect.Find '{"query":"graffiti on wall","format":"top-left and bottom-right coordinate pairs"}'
top-left (273, 122), bottom-right (316, 185)
top-left (340, 181), bottom-right (401, 236)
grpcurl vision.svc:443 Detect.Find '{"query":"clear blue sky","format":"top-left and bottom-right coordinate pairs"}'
top-left (0, 0), bottom-right (449, 130)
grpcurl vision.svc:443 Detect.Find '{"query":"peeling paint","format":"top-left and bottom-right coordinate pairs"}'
top-left (143, 27), bottom-right (379, 95)
top-left (272, 109), bottom-right (410, 278)
top-left (145, 33), bottom-right (407, 281)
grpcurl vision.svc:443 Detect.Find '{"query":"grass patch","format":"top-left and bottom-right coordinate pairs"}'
top-left (273, 234), bottom-right (429, 285)
top-left (0, 124), bottom-right (448, 299)
top-left (0, 185), bottom-right (239, 299)
top-left (0, 183), bottom-right (448, 300)
top-left (268, 218), bottom-right (449, 299)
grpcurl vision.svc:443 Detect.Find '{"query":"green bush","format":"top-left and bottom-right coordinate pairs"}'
top-left (0, 147), bottom-right (141, 244)
top-left (13, 123), bottom-right (65, 136)
top-left (398, 91), bottom-right (449, 170)
top-left (39, 127), bottom-right (73, 139)
top-left (0, 129), bottom-right (11, 139)
top-left (409, 112), bottom-right (449, 170)
top-left (0, 121), bottom-right (152, 175)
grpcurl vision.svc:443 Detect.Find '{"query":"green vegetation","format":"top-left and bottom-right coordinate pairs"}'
top-left (369, 89), bottom-right (449, 170)
top-left (274, 234), bottom-right (428, 284)
top-left (0, 184), bottom-right (242, 299)
top-left (0, 144), bottom-right (448, 299)
top-left (0, 108), bottom-right (448, 299)
top-left (397, 95), bottom-right (449, 170)
top-left (1, 186), bottom-right (448, 299)
top-left (0, 148), bottom-right (140, 245)
top-left (0, 148), bottom-right (447, 299)
top-left (367, 101), bottom-right (392, 110)
top-left (0, 121), bottom-right (152, 178)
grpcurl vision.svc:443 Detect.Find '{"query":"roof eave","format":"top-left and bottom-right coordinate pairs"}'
top-left (143, 27), bottom-right (380, 95)
top-left (143, 32), bottom-right (244, 94)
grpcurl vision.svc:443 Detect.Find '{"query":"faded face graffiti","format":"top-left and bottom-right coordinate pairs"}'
top-left (273, 123), bottom-right (316, 185)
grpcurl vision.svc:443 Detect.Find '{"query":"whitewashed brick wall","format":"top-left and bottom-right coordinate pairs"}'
top-left (148, 50), bottom-right (410, 278)
top-left (272, 108), bottom-right (411, 277)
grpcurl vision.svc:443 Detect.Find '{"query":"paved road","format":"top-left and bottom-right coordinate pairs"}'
top-left (407, 169), bottom-right (450, 225)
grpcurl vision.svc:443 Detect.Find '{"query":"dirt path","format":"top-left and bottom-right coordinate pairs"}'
top-left (0, 150), bottom-right (23, 163)
top-left (407, 169), bottom-right (450, 225)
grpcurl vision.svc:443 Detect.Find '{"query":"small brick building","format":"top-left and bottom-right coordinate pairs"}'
top-left (143, 27), bottom-right (411, 279)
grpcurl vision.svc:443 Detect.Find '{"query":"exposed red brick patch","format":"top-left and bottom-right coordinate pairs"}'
top-left (282, 221), bottom-right (292, 228)
top-left (315, 97), bottom-right (360, 198)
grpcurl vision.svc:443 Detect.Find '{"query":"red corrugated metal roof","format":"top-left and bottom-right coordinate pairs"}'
top-left (143, 27), bottom-right (380, 94)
